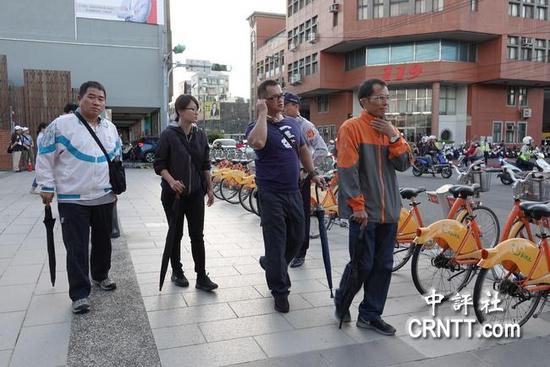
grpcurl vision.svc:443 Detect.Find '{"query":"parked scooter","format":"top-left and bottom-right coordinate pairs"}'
top-left (412, 151), bottom-right (453, 178)
top-left (498, 152), bottom-right (550, 185)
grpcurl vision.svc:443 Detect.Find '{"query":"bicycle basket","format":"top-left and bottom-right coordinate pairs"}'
top-left (519, 176), bottom-right (550, 201)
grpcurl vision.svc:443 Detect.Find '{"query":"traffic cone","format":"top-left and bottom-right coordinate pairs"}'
top-left (27, 161), bottom-right (33, 172)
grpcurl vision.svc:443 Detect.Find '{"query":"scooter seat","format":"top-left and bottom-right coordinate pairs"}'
top-left (448, 184), bottom-right (480, 198)
top-left (522, 203), bottom-right (550, 220)
top-left (399, 187), bottom-right (426, 200)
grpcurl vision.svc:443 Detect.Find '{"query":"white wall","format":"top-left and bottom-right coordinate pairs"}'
top-left (439, 86), bottom-right (468, 146)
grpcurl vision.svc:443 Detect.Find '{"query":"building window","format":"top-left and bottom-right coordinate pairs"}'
top-left (470, 0), bottom-right (478, 11)
top-left (391, 43), bottom-right (414, 63)
top-left (507, 86), bottom-right (517, 106)
top-left (345, 47), bottom-right (367, 70)
top-left (373, 0), bottom-right (384, 18)
top-left (492, 121), bottom-right (503, 143)
top-left (390, 0), bottom-right (408, 16)
top-left (387, 87), bottom-right (432, 114)
top-left (415, 0), bottom-right (426, 13)
top-left (505, 121), bottom-right (516, 143)
top-left (517, 122), bottom-right (528, 142)
top-left (509, 2), bottom-right (520, 16)
top-left (287, 53), bottom-right (318, 80)
top-left (287, 0), bottom-right (314, 16)
top-left (518, 87), bottom-right (528, 106)
top-left (415, 41), bottom-right (440, 61)
top-left (523, 4), bottom-right (535, 17)
top-left (317, 95), bottom-right (329, 113)
top-left (521, 38), bottom-right (533, 61)
top-left (507, 36), bottom-right (520, 60)
top-left (535, 39), bottom-right (546, 61)
top-left (439, 86), bottom-right (457, 115)
top-left (433, 0), bottom-right (444, 12)
top-left (367, 45), bottom-right (390, 65)
top-left (358, 0), bottom-right (368, 19)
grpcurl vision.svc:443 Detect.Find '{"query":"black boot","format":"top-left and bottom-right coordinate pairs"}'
top-left (196, 273), bottom-right (218, 291)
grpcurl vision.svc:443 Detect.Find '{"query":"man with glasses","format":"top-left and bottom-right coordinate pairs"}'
top-left (283, 92), bottom-right (328, 268)
top-left (246, 80), bottom-right (324, 313)
top-left (334, 78), bottom-right (411, 335)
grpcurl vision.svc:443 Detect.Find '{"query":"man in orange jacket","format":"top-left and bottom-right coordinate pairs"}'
top-left (334, 78), bottom-right (411, 335)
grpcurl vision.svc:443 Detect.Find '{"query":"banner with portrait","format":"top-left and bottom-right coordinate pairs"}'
top-left (75, 0), bottom-right (164, 25)
top-left (202, 101), bottom-right (220, 121)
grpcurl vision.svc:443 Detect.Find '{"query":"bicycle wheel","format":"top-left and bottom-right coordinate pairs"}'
top-left (212, 179), bottom-right (224, 200)
top-left (249, 187), bottom-right (260, 216)
top-left (392, 242), bottom-right (414, 272)
top-left (473, 267), bottom-right (541, 327)
top-left (239, 186), bottom-right (253, 212)
top-left (463, 205), bottom-right (500, 249)
top-left (411, 244), bottom-right (473, 299)
top-left (220, 178), bottom-right (239, 203)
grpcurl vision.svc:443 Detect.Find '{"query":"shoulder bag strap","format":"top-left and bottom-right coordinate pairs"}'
top-left (75, 111), bottom-right (111, 163)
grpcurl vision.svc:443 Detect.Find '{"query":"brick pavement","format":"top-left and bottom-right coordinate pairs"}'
top-left (0, 169), bottom-right (549, 367)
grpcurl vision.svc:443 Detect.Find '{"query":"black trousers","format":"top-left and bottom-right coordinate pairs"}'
top-left (161, 189), bottom-right (206, 276)
top-left (295, 177), bottom-right (311, 258)
top-left (258, 189), bottom-right (304, 296)
top-left (58, 202), bottom-right (114, 301)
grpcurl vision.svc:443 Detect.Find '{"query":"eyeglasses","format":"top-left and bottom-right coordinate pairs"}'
top-left (183, 107), bottom-right (201, 112)
top-left (369, 95), bottom-right (390, 103)
top-left (266, 94), bottom-right (284, 101)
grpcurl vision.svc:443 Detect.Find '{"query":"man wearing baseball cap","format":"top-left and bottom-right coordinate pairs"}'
top-left (283, 92), bottom-right (328, 268)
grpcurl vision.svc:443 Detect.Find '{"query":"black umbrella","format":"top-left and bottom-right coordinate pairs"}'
top-left (159, 195), bottom-right (182, 291)
top-left (336, 226), bottom-right (366, 329)
top-left (314, 185), bottom-right (334, 298)
top-left (43, 205), bottom-right (56, 286)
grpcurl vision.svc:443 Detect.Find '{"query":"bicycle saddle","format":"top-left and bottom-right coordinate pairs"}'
top-left (520, 200), bottom-right (550, 212)
top-left (399, 187), bottom-right (426, 200)
top-left (448, 184), bottom-right (480, 198)
top-left (522, 203), bottom-right (550, 220)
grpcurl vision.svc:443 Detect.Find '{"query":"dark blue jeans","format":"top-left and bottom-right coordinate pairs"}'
top-left (335, 221), bottom-right (397, 321)
top-left (258, 189), bottom-right (304, 296)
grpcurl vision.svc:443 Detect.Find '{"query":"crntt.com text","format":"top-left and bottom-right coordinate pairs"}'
top-left (408, 318), bottom-right (521, 339)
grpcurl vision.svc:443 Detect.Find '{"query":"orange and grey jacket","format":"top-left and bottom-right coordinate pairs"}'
top-left (337, 111), bottom-right (411, 223)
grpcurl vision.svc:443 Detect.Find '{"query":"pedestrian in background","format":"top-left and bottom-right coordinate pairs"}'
top-left (30, 122), bottom-right (48, 194)
top-left (21, 127), bottom-right (34, 168)
top-left (246, 80), bottom-right (324, 313)
top-left (7, 125), bottom-right (26, 172)
top-left (283, 92), bottom-right (328, 268)
top-left (36, 81), bottom-right (122, 314)
top-left (334, 78), bottom-right (411, 335)
top-left (154, 94), bottom-right (218, 292)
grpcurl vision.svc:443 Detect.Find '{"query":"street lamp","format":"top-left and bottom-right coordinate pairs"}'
top-left (162, 43), bottom-right (185, 129)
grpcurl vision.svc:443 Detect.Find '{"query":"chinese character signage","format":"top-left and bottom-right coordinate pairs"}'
top-left (75, 0), bottom-right (164, 25)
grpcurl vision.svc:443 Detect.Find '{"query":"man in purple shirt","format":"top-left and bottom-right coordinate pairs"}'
top-left (246, 80), bottom-right (324, 313)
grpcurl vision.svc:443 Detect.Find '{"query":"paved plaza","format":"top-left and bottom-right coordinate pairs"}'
top-left (0, 169), bottom-right (549, 367)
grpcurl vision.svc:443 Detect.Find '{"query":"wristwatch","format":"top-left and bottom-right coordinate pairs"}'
top-left (389, 135), bottom-right (400, 144)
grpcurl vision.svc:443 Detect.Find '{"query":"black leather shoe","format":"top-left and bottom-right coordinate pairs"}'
top-left (357, 317), bottom-right (396, 336)
top-left (196, 273), bottom-right (218, 292)
top-left (171, 273), bottom-right (189, 287)
top-left (274, 295), bottom-right (289, 313)
top-left (289, 257), bottom-right (305, 268)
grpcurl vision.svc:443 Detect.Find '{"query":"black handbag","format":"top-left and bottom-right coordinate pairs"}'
top-left (75, 112), bottom-right (126, 195)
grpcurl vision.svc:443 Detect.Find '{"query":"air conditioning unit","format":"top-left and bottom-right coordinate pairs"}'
top-left (290, 73), bottom-right (302, 85)
top-left (329, 3), bottom-right (340, 13)
top-left (289, 41), bottom-right (297, 52)
top-left (307, 32), bottom-right (317, 43)
top-left (522, 107), bottom-right (532, 119)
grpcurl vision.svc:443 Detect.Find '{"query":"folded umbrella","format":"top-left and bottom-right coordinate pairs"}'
top-left (314, 185), bottom-right (334, 298)
top-left (43, 205), bottom-right (56, 286)
top-left (159, 195), bottom-right (182, 291)
top-left (336, 226), bottom-right (366, 329)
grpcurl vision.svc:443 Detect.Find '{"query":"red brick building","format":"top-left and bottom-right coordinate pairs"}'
top-left (249, 0), bottom-right (550, 145)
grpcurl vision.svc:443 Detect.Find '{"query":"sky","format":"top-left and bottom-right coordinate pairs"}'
top-left (170, 0), bottom-right (285, 101)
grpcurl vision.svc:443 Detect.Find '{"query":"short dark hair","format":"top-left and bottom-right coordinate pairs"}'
top-left (63, 103), bottom-right (78, 114)
top-left (174, 94), bottom-right (200, 122)
top-left (37, 122), bottom-right (48, 135)
top-left (357, 78), bottom-right (387, 100)
top-left (257, 79), bottom-right (280, 99)
top-left (79, 81), bottom-right (107, 98)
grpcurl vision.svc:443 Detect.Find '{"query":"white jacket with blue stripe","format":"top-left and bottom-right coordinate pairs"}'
top-left (36, 113), bottom-right (122, 201)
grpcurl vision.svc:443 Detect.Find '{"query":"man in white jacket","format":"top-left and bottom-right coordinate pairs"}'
top-left (36, 81), bottom-right (122, 314)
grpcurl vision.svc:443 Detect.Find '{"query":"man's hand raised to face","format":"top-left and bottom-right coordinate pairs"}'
top-left (370, 118), bottom-right (399, 139)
